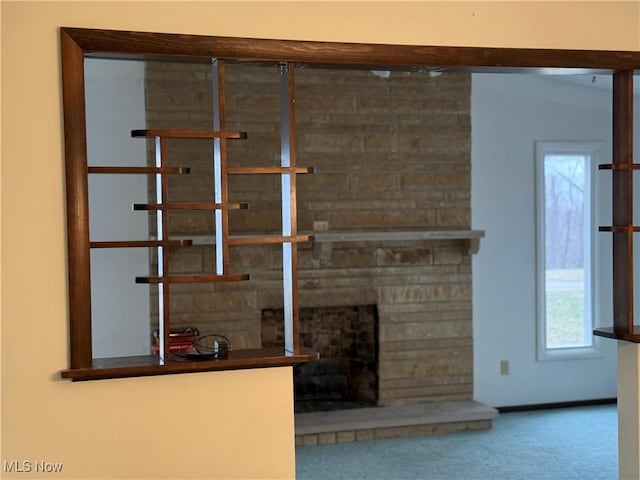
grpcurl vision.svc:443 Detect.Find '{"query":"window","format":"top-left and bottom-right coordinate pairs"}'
top-left (536, 142), bottom-right (601, 360)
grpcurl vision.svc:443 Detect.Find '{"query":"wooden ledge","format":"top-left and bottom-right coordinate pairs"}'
top-left (594, 327), bottom-right (640, 343)
top-left (61, 347), bottom-right (318, 381)
top-left (88, 166), bottom-right (191, 175)
top-left (131, 129), bottom-right (247, 140)
top-left (135, 273), bottom-right (250, 284)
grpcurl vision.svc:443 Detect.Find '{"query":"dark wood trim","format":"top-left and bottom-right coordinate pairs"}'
top-left (132, 202), bottom-right (248, 211)
top-left (599, 226), bottom-right (640, 233)
top-left (227, 166), bottom-right (314, 175)
top-left (61, 27), bottom-right (640, 71)
top-left (599, 164), bottom-right (640, 171)
top-left (287, 63), bottom-right (300, 354)
top-left (131, 129), bottom-right (247, 139)
top-left (88, 166), bottom-right (191, 175)
top-left (217, 60), bottom-right (231, 276)
top-left (61, 26), bottom-right (640, 380)
top-left (135, 273), bottom-right (250, 284)
top-left (90, 240), bottom-right (192, 249)
top-left (61, 348), bottom-right (318, 381)
top-left (612, 71), bottom-right (635, 335)
top-left (228, 234), bottom-right (314, 246)
top-left (594, 326), bottom-right (640, 343)
top-left (61, 29), bottom-right (92, 369)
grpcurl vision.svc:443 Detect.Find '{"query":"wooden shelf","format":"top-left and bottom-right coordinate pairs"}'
top-left (62, 55), bottom-right (314, 379)
top-left (154, 234), bottom-right (315, 246)
top-left (599, 164), bottom-right (640, 170)
top-left (133, 202), bottom-right (248, 211)
top-left (229, 234), bottom-right (315, 246)
top-left (90, 239), bottom-right (192, 249)
top-left (135, 273), bottom-right (250, 284)
top-left (131, 129), bottom-right (247, 140)
top-left (228, 166), bottom-right (314, 175)
top-left (88, 166), bottom-right (190, 174)
top-left (60, 347), bottom-right (318, 381)
top-left (594, 327), bottom-right (640, 343)
top-left (599, 226), bottom-right (640, 233)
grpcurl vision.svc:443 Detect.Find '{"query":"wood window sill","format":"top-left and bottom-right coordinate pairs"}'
top-left (61, 347), bottom-right (318, 381)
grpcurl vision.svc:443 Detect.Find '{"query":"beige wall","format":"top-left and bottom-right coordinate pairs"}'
top-left (2, 2), bottom-right (638, 479)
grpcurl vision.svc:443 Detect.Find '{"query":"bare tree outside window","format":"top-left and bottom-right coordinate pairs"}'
top-left (536, 141), bottom-right (601, 360)
top-left (543, 154), bottom-right (589, 348)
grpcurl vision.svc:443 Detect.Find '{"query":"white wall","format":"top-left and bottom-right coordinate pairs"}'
top-left (471, 73), bottom-right (635, 407)
top-left (85, 59), bottom-right (151, 358)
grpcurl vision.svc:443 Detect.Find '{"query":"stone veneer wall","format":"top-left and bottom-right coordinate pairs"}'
top-left (144, 62), bottom-right (472, 406)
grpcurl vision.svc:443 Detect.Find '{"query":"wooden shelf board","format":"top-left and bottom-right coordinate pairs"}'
top-left (131, 129), bottom-right (247, 140)
top-left (133, 202), bottom-right (248, 211)
top-left (88, 166), bottom-right (190, 174)
top-left (599, 163), bottom-right (640, 170)
top-left (61, 347), bottom-right (318, 381)
top-left (227, 166), bottom-right (314, 175)
top-left (594, 327), bottom-right (640, 343)
top-left (228, 234), bottom-right (315, 246)
top-left (90, 239), bottom-right (192, 249)
top-left (599, 226), bottom-right (640, 233)
top-left (136, 273), bottom-right (250, 284)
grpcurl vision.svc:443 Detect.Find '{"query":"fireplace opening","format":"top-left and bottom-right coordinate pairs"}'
top-left (262, 305), bottom-right (379, 413)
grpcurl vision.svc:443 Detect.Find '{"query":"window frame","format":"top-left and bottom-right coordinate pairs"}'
top-left (535, 141), bottom-right (603, 360)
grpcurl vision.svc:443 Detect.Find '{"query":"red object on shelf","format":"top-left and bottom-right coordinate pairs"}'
top-left (151, 328), bottom-right (199, 355)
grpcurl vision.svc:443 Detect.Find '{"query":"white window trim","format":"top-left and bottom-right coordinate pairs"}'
top-left (535, 141), bottom-right (603, 361)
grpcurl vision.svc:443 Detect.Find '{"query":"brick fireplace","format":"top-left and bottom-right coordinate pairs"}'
top-left (302, 237), bottom-right (473, 407)
top-left (145, 61), bottom-right (475, 409)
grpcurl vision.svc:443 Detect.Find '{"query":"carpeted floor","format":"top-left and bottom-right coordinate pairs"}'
top-left (295, 404), bottom-right (617, 480)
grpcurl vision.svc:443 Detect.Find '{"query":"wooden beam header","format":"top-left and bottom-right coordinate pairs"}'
top-left (62, 27), bottom-right (640, 73)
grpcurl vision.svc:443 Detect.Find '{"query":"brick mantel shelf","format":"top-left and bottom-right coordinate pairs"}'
top-left (312, 229), bottom-right (484, 255)
top-left (169, 229), bottom-right (485, 255)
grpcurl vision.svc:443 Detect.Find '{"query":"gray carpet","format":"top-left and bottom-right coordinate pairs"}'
top-left (295, 404), bottom-right (617, 480)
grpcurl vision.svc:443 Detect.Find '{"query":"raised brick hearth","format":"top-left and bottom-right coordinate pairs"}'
top-left (295, 400), bottom-right (498, 445)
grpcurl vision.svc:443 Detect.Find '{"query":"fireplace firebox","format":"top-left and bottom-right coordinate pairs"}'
top-left (262, 305), bottom-right (379, 413)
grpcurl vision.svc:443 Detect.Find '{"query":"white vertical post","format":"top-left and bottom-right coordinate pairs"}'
top-left (212, 59), bottom-right (224, 275)
top-left (280, 63), bottom-right (294, 355)
top-left (618, 342), bottom-right (640, 479)
top-left (154, 135), bottom-right (166, 363)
